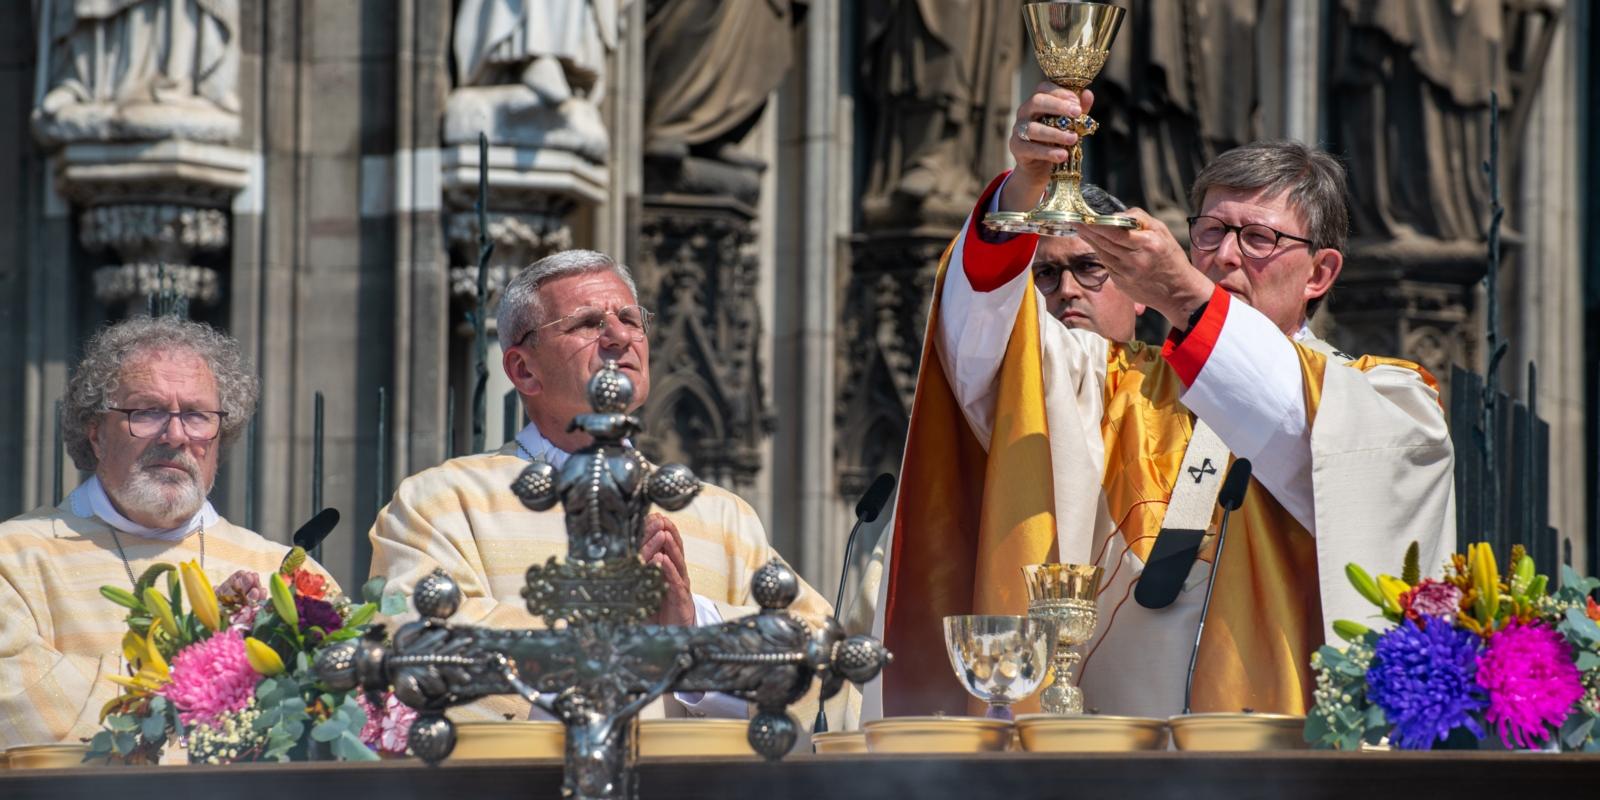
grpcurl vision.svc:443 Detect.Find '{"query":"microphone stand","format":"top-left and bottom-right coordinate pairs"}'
top-left (813, 474), bottom-right (895, 734)
top-left (1183, 459), bottom-right (1250, 715)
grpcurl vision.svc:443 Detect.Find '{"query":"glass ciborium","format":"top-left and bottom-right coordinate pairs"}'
top-left (985, 1), bottom-right (1139, 236)
top-left (943, 615), bottom-right (1056, 721)
top-left (1022, 563), bottom-right (1104, 715)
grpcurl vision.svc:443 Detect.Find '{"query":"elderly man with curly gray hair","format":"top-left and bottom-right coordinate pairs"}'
top-left (0, 316), bottom-right (335, 749)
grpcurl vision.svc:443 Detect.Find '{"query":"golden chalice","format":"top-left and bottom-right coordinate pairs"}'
top-left (1022, 563), bottom-right (1104, 714)
top-left (985, 1), bottom-right (1138, 236)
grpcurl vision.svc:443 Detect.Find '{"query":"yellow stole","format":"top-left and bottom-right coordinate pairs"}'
top-left (1100, 343), bottom-right (1433, 713)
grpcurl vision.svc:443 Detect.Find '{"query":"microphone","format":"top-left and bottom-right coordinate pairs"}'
top-left (813, 472), bottom-right (896, 736)
top-left (293, 507), bottom-right (341, 552)
top-left (1183, 459), bottom-right (1250, 715)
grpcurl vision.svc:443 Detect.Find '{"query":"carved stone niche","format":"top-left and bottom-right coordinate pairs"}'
top-left (836, 233), bottom-right (946, 499)
top-left (631, 196), bottom-right (773, 492)
top-left (440, 146), bottom-right (608, 317)
top-left (51, 141), bottom-right (250, 316)
top-left (1321, 236), bottom-right (1506, 407)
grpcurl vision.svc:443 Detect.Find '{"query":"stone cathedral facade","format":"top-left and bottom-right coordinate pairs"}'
top-left (0, 1), bottom-right (1591, 594)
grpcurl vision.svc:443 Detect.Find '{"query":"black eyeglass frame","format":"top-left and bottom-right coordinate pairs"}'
top-left (1033, 261), bottom-right (1111, 294)
top-left (1186, 215), bottom-right (1316, 260)
top-left (106, 408), bottom-right (229, 441)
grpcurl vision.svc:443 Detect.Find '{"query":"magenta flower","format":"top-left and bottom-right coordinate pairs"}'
top-left (357, 691), bottom-right (417, 756)
top-left (1475, 621), bottom-right (1584, 749)
top-left (161, 629), bottom-right (259, 728)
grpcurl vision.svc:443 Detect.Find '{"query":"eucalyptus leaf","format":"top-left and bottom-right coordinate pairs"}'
top-left (149, 696), bottom-right (167, 713)
top-left (381, 590), bottom-right (408, 617)
top-left (362, 577), bottom-right (388, 605)
top-left (337, 730), bottom-right (381, 761)
top-left (112, 731), bottom-right (136, 755)
top-left (1562, 715), bottom-right (1595, 749)
top-left (141, 713), bottom-right (168, 741)
top-left (1565, 609), bottom-right (1600, 644)
top-left (1303, 712), bottom-right (1330, 745)
top-left (106, 714), bottom-right (138, 733)
top-left (89, 730), bottom-right (113, 757)
top-left (311, 718), bottom-right (346, 742)
top-left (1576, 651), bottom-right (1600, 671)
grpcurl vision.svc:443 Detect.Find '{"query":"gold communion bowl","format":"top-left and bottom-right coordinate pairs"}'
top-left (1015, 714), bottom-right (1169, 752)
top-left (4, 743), bottom-right (89, 770)
top-left (638, 719), bottom-right (757, 758)
top-left (451, 721), bottom-right (566, 760)
top-left (863, 716), bottom-right (1014, 754)
top-left (1167, 713), bottom-right (1309, 751)
top-left (810, 731), bottom-right (868, 754)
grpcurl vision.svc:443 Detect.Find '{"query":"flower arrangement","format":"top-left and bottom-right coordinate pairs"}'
top-left (88, 548), bottom-right (412, 764)
top-left (1307, 542), bottom-right (1600, 751)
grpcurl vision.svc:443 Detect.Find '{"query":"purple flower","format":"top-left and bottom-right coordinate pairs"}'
top-left (295, 595), bottom-right (343, 644)
top-left (1476, 621), bottom-right (1584, 749)
top-left (1366, 616), bottom-right (1486, 749)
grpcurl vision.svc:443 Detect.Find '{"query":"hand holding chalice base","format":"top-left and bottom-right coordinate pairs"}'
top-left (985, 1), bottom-right (1140, 236)
top-left (1023, 563), bottom-right (1104, 715)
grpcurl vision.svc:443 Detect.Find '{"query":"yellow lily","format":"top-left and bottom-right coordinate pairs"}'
top-left (180, 560), bottom-right (222, 632)
top-left (1469, 542), bottom-right (1500, 623)
top-left (1345, 563), bottom-right (1385, 609)
top-left (1377, 575), bottom-right (1410, 615)
top-left (245, 637), bottom-right (286, 676)
top-left (142, 628), bottom-right (170, 680)
top-left (144, 587), bottom-right (180, 638)
top-left (270, 572), bottom-right (298, 628)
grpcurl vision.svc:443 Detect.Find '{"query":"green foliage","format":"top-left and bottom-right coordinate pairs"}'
top-left (1401, 542), bottom-right (1420, 586)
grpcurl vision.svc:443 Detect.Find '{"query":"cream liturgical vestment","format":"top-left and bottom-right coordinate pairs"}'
top-left (869, 173), bottom-right (1456, 721)
top-left (369, 433), bottom-right (835, 722)
top-left (0, 496), bottom-right (328, 748)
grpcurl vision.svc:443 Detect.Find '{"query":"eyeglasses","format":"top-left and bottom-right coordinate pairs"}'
top-left (515, 304), bottom-right (655, 347)
top-left (1187, 215), bottom-right (1314, 260)
top-left (108, 408), bottom-right (227, 441)
top-left (1033, 261), bottom-right (1110, 293)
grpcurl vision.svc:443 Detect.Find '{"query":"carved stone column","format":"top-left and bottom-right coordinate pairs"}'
top-left (835, 235), bottom-right (942, 499)
top-left (31, 1), bottom-right (248, 318)
top-left (631, 1), bottom-right (800, 488)
top-left (633, 197), bottom-right (773, 490)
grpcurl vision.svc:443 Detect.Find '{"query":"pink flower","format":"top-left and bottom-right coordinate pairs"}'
top-left (161, 629), bottom-right (259, 729)
top-left (227, 603), bottom-right (260, 632)
top-left (357, 692), bottom-right (417, 756)
top-left (1475, 621), bottom-right (1584, 749)
top-left (1400, 579), bottom-right (1461, 623)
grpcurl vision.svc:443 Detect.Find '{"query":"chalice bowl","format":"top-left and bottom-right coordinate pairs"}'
top-left (1022, 563), bottom-right (1104, 715)
top-left (985, 1), bottom-right (1139, 236)
top-left (943, 615), bottom-right (1056, 721)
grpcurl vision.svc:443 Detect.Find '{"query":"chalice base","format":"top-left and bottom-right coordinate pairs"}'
top-left (982, 172), bottom-right (1140, 237)
top-left (1039, 681), bottom-right (1083, 716)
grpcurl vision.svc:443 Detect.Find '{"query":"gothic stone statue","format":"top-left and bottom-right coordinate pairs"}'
top-left (446, 0), bottom-right (618, 160)
top-left (32, 0), bottom-right (241, 146)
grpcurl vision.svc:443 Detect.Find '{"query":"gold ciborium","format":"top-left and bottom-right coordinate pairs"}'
top-left (985, 1), bottom-right (1138, 236)
top-left (1022, 563), bottom-right (1103, 714)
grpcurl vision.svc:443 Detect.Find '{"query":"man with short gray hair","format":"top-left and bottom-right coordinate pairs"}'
top-left (0, 316), bottom-right (335, 748)
top-left (875, 86), bottom-right (1454, 722)
top-left (371, 249), bottom-right (832, 723)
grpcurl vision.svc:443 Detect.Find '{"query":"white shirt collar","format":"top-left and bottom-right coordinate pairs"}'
top-left (1292, 324), bottom-right (1313, 342)
top-left (68, 475), bottom-right (217, 541)
top-left (514, 423), bottom-right (572, 468)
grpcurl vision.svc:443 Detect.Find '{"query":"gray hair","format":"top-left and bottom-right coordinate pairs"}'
top-left (495, 249), bottom-right (640, 351)
top-left (1082, 183), bottom-right (1128, 216)
top-left (63, 316), bottom-right (260, 471)
top-left (1189, 140), bottom-right (1349, 315)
